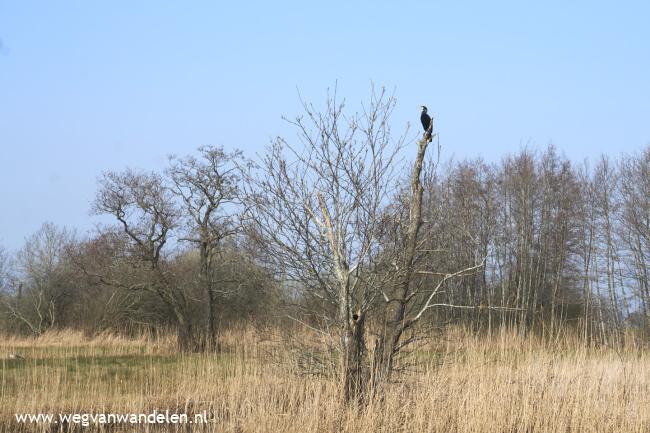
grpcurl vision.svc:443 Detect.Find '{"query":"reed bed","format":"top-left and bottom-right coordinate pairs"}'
top-left (1, 327), bottom-right (649, 432)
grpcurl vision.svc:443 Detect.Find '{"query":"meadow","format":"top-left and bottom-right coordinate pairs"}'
top-left (1, 327), bottom-right (649, 432)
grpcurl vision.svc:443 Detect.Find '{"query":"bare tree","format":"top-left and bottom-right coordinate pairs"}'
top-left (592, 157), bottom-right (625, 339)
top-left (1, 223), bottom-right (74, 335)
top-left (247, 87), bottom-right (487, 402)
top-left (91, 169), bottom-right (199, 351)
top-left (167, 146), bottom-right (245, 351)
top-left (0, 244), bottom-right (14, 329)
top-left (619, 147), bottom-right (650, 332)
top-left (0, 244), bottom-right (9, 292)
top-left (247, 87), bottom-right (407, 402)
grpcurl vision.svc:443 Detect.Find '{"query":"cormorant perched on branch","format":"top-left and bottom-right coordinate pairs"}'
top-left (420, 106), bottom-right (432, 131)
top-left (420, 106), bottom-right (433, 142)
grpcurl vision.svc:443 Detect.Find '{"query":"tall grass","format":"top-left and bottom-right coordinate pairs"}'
top-left (1, 326), bottom-right (649, 432)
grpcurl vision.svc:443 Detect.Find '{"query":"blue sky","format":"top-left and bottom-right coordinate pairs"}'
top-left (1, 1), bottom-right (649, 250)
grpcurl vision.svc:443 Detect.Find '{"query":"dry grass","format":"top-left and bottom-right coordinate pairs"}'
top-left (1, 326), bottom-right (649, 432)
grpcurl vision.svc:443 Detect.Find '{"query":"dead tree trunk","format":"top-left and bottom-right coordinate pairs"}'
top-left (374, 126), bottom-right (431, 384)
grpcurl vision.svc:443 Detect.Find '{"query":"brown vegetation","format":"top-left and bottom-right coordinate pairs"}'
top-left (1, 327), bottom-right (649, 432)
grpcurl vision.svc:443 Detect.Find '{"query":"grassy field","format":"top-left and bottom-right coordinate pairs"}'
top-left (1, 327), bottom-right (649, 432)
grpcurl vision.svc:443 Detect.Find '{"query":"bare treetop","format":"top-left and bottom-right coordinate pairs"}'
top-left (92, 169), bottom-right (176, 264)
top-left (167, 145), bottom-right (245, 246)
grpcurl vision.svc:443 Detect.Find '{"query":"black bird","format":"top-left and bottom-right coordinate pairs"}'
top-left (420, 106), bottom-right (433, 142)
top-left (420, 106), bottom-right (432, 132)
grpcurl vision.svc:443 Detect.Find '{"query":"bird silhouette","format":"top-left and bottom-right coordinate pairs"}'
top-left (420, 106), bottom-right (433, 142)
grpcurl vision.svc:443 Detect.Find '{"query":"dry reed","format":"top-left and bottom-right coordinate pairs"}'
top-left (1, 326), bottom-right (648, 432)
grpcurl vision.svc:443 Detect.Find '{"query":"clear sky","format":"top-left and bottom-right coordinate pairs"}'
top-left (1, 1), bottom-right (649, 250)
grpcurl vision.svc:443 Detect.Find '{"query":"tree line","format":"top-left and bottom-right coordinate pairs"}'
top-left (0, 89), bottom-right (648, 401)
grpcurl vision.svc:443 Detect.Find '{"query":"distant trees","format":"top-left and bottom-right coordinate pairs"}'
top-left (618, 149), bottom-right (650, 332)
top-left (0, 148), bottom-right (276, 346)
top-left (492, 147), bottom-right (583, 331)
top-left (416, 145), bottom-right (650, 344)
top-left (0, 244), bottom-right (12, 330)
top-left (84, 147), bottom-right (272, 352)
top-left (0, 245), bottom-right (9, 293)
top-left (1, 223), bottom-right (76, 335)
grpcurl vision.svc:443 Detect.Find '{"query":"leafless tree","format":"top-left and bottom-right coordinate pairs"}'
top-left (591, 157), bottom-right (626, 340)
top-left (0, 245), bottom-right (9, 291)
top-left (0, 244), bottom-right (13, 328)
top-left (167, 145), bottom-right (246, 350)
top-left (246, 87), bottom-right (406, 402)
top-left (618, 148), bottom-right (650, 332)
top-left (1, 223), bottom-right (74, 335)
top-left (247, 87), bottom-right (487, 402)
top-left (91, 169), bottom-right (199, 351)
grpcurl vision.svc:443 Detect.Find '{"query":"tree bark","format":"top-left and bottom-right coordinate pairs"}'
top-left (342, 309), bottom-right (366, 404)
top-left (375, 131), bottom-right (430, 383)
top-left (201, 240), bottom-right (219, 352)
